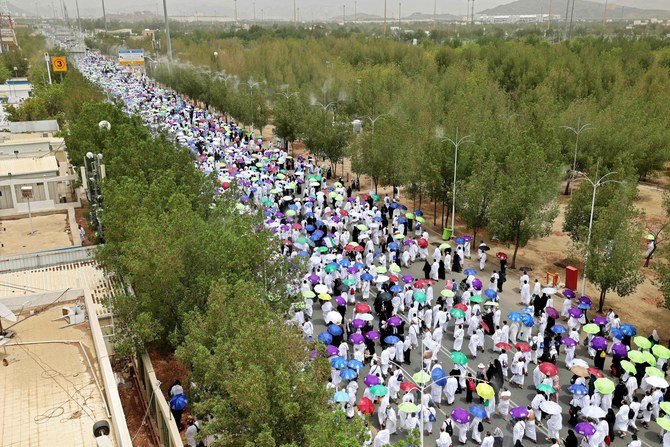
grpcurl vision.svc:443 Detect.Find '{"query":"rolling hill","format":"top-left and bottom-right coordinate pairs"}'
top-left (480, 0), bottom-right (670, 20)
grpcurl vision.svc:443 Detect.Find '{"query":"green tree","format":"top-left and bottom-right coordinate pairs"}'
top-left (301, 107), bottom-right (352, 176)
top-left (583, 189), bottom-right (644, 312)
top-left (273, 92), bottom-right (305, 150)
top-left (487, 137), bottom-right (560, 268)
top-left (302, 409), bottom-right (368, 447)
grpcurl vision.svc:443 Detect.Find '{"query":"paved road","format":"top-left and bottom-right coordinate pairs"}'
top-left (311, 240), bottom-right (665, 447)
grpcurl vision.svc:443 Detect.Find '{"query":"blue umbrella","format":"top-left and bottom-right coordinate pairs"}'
top-left (521, 313), bottom-right (535, 327)
top-left (484, 289), bottom-right (497, 299)
top-left (464, 268), bottom-right (477, 276)
top-left (577, 302), bottom-right (591, 310)
top-left (310, 233), bottom-right (322, 241)
top-left (621, 324), bottom-right (636, 336)
top-left (455, 237), bottom-right (466, 245)
top-left (328, 324), bottom-right (344, 336)
top-left (469, 405), bottom-right (487, 419)
top-left (390, 285), bottom-right (404, 293)
top-left (298, 250), bottom-right (310, 257)
top-left (568, 383), bottom-right (588, 396)
top-left (388, 242), bottom-right (400, 250)
top-left (389, 203), bottom-right (398, 209)
top-left (331, 356), bottom-right (348, 369)
top-left (431, 367), bottom-right (447, 387)
top-left (348, 359), bottom-right (364, 370)
top-left (415, 210), bottom-right (424, 216)
top-left (611, 327), bottom-right (625, 340)
top-left (354, 262), bottom-right (366, 269)
top-left (318, 331), bottom-right (333, 344)
top-left (333, 390), bottom-right (349, 402)
top-left (305, 224), bottom-right (315, 232)
top-left (339, 259), bottom-right (351, 267)
top-left (521, 306), bottom-right (534, 314)
top-left (373, 216), bottom-right (383, 222)
top-left (384, 335), bottom-right (400, 345)
top-left (551, 324), bottom-right (567, 334)
top-left (170, 393), bottom-right (188, 411)
top-left (397, 217), bottom-right (408, 224)
top-left (361, 273), bottom-right (373, 281)
top-left (373, 249), bottom-right (383, 258)
top-left (508, 312), bottom-right (523, 323)
top-left (399, 205), bottom-right (407, 211)
top-left (339, 368), bottom-right (358, 380)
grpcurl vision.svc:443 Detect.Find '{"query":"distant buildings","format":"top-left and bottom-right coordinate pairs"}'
top-left (478, 14), bottom-right (562, 24)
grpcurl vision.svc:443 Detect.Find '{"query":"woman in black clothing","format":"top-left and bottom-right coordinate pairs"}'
top-left (564, 429), bottom-right (579, 447)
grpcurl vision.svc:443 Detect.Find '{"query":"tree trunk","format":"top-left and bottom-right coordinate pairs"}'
top-left (374, 179), bottom-right (378, 194)
top-left (564, 179), bottom-right (571, 196)
top-left (434, 199), bottom-right (437, 226)
top-left (511, 227), bottom-right (521, 269)
top-left (473, 227), bottom-right (478, 247)
top-left (598, 289), bottom-right (607, 313)
top-left (441, 200), bottom-right (446, 227)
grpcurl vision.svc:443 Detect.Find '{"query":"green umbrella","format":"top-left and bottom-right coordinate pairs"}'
top-left (451, 351), bottom-right (468, 366)
top-left (370, 385), bottom-right (389, 397)
top-left (343, 279), bottom-right (357, 287)
top-left (376, 266), bottom-right (387, 274)
top-left (413, 291), bottom-right (427, 303)
top-left (412, 371), bottom-right (431, 384)
top-left (536, 384), bottom-right (556, 394)
top-left (646, 366), bottom-right (664, 378)
top-left (441, 289), bottom-right (455, 298)
top-left (235, 203), bottom-right (244, 210)
top-left (628, 351), bottom-right (646, 364)
top-left (634, 336), bottom-right (652, 350)
top-left (270, 188), bottom-right (281, 194)
top-left (302, 290), bottom-right (316, 298)
top-left (316, 246), bottom-right (329, 253)
top-left (583, 324), bottom-right (600, 334)
top-left (653, 344), bottom-right (670, 359)
top-left (405, 213), bottom-right (415, 219)
top-left (439, 243), bottom-right (451, 250)
top-left (416, 216), bottom-right (425, 223)
top-left (660, 402), bottom-right (670, 414)
top-left (620, 360), bottom-right (637, 374)
top-left (594, 378), bottom-right (615, 395)
top-left (469, 295), bottom-right (484, 303)
top-left (450, 308), bottom-right (465, 319)
top-left (658, 417), bottom-right (670, 431)
top-left (325, 264), bottom-right (338, 273)
top-left (285, 209), bottom-right (297, 216)
top-left (296, 236), bottom-right (309, 244)
top-left (398, 402), bottom-right (420, 413)
top-left (393, 233), bottom-right (405, 240)
top-left (642, 351), bottom-right (657, 366)
top-left (356, 224), bottom-right (369, 231)
top-left (372, 194), bottom-right (380, 202)
top-left (389, 263), bottom-right (401, 273)
top-left (328, 191), bottom-right (338, 198)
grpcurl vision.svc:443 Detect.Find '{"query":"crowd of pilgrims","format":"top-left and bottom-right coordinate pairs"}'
top-left (79, 54), bottom-right (670, 447)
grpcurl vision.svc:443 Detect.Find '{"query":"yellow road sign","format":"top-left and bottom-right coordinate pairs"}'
top-left (51, 56), bottom-right (67, 72)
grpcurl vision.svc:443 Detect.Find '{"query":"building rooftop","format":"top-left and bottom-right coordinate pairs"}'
top-left (0, 155), bottom-right (59, 177)
top-left (0, 300), bottom-right (118, 447)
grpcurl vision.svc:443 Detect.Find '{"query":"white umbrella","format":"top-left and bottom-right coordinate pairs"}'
top-left (314, 284), bottom-right (328, 294)
top-left (581, 406), bottom-right (607, 419)
top-left (646, 376), bottom-right (669, 389)
top-left (540, 401), bottom-right (561, 415)
top-left (327, 311), bottom-right (343, 324)
top-left (542, 287), bottom-right (557, 295)
top-left (358, 313), bottom-right (374, 322)
top-left (375, 275), bottom-right (390, 283)
top-left (571, 358), bottom-right (589, 369)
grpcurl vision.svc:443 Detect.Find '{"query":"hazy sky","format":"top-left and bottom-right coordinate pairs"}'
top-left (35, 0), bottom-right (670, 20)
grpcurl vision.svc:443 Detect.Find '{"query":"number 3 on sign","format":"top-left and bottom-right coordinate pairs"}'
top-left (51, 56), bottom-right (67, 72)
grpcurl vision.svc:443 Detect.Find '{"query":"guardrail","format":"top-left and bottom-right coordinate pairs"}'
top-left (0, 245), bottom-right (97, 273)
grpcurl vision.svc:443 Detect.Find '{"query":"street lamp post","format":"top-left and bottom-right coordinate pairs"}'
top-left (561, 119), bottom-right (592, 195)
top-left (246, 79), bottom-right (261, 134)
top-left (362, 111), bottom-right (391, 134)
top-left (438, 127), bottom-right (473, 238)
top-left (573, 162), bottom-right (621, 296)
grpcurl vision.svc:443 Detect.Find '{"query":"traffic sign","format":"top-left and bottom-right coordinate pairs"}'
top-left (51, 56), bottom-right (67, 72)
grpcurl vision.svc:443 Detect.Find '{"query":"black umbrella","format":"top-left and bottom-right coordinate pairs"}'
top-left (519, 266), bottom-right (533, 272)
top-left (379, 291), bottom-right (393, 302)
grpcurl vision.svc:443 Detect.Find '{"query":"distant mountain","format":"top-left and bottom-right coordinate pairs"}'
top-left (404, 12), bottom-right (462, 21)
top-left (331, 12), bottom-right (383, 22)
top-left (8, 1), bottom-right (33, 18)
top-left (479, 0), bottom-right (670, 20)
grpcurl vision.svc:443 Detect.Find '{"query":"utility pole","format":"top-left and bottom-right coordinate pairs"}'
top-left (253, 2), bottom-right (256, 24)
top-left (398, 2), bottom-right (401, 27)
top-left (293, 0), bottom-right (296, 26)
top-left (343, 4), bottom-right (345, 24)
top-left (354, 1), bottom-right (357, 22)
top-left (234, 0), bottom-right (238, 22)
top-left (433, 0), bottom-right (437, 28)
top-left (568, 0), bottom-right (576, 39)
top-left (471, 0), bottom-right (475, 24)
top-left (74, 0), bottom-right (82, 33)
top-left (547, 0), bottom-right (552, 32)
top-left (101, 0), bottom-right (107, 31)
top-left (162, 0), bottom-right (172, 62)
top-left (383, 0), bottom-right (387, 35)
top-left (564, 0), bottom-right (571, 39)
top-left (603, 0), bottom-right (608, 29)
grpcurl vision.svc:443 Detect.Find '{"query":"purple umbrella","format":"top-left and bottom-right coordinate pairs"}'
top-left (575, 421), bottom-right (596, 436)
top-left (402, 274), bottom-right (414, 283)
top-left (579, 295), bottom-right (592, 305)
top-left (347, 266), bottom-right (359, 274)
top-left (365, 330), bottom-right (380, 341)
top-left (545, 307), bottom-right (559, 319)
top-left (352, 319), bottom-right (366, 329)
top-left (388, 316), bottom-right (403, 327)
top-left (310, 349), bottom-right (320, 360)
top-left (591, 336), bottom-right (608, 350)
top-left (326, 345), bottom-right (340, 356)
top-left (569, 307), bottom-right (583, 318)
top-left (364, 374), bottom-right (381, 387)
top-left (509, 406), bottom-right (529, 419)
top-left (335, 296), bottom-right (347, 306)
top-left (350, 333), bottom-right (365, 345)
top-left (308, 274), bottom-right (320, 283)
top-left (593, 317), bottom-right (607, 325)
top-left (472, 278), bottom-right (483, 291)
top-left (563, 289), bottom-right (576, 299)
top-left (612, 343), bottom-right (628, 358)
top-left (561, 337), bottom-right (578, 347)
top-left (451, 407), bottom-right (470, 424)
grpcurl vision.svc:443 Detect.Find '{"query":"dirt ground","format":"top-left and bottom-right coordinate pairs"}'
top-left (291, 144), bottom-right (670, 341)
top-left (118, 380), bottom-right (157, 447)
top-left (0, 212), bottom-right (74, 256)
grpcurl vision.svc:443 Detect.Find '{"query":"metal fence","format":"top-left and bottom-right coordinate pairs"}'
top-left (134, 351), bottom-right (183, 447)
top-left (0, 245), bottom-right (96, 273)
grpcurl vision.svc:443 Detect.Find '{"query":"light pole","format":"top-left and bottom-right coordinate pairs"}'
top-left (101, 0), bottom-right (107, 32)
top-left (437, 127), bottom-right (473, 237)
top-left (246, 79), bottom-right (261, 134)
top-left (574, 162), bottom-right (621, 296)
top-left (162, 0), bottom-right (173, 62)
top-left (362, 111), bottom-right (391, 134)
top-left (561, 119), bottom-right (592, 195)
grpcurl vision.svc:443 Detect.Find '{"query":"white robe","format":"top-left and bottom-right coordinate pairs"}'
top-left (547, 413), bottom-right (562, 440)
top-left (513, 420), bottom-right (526, 445)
